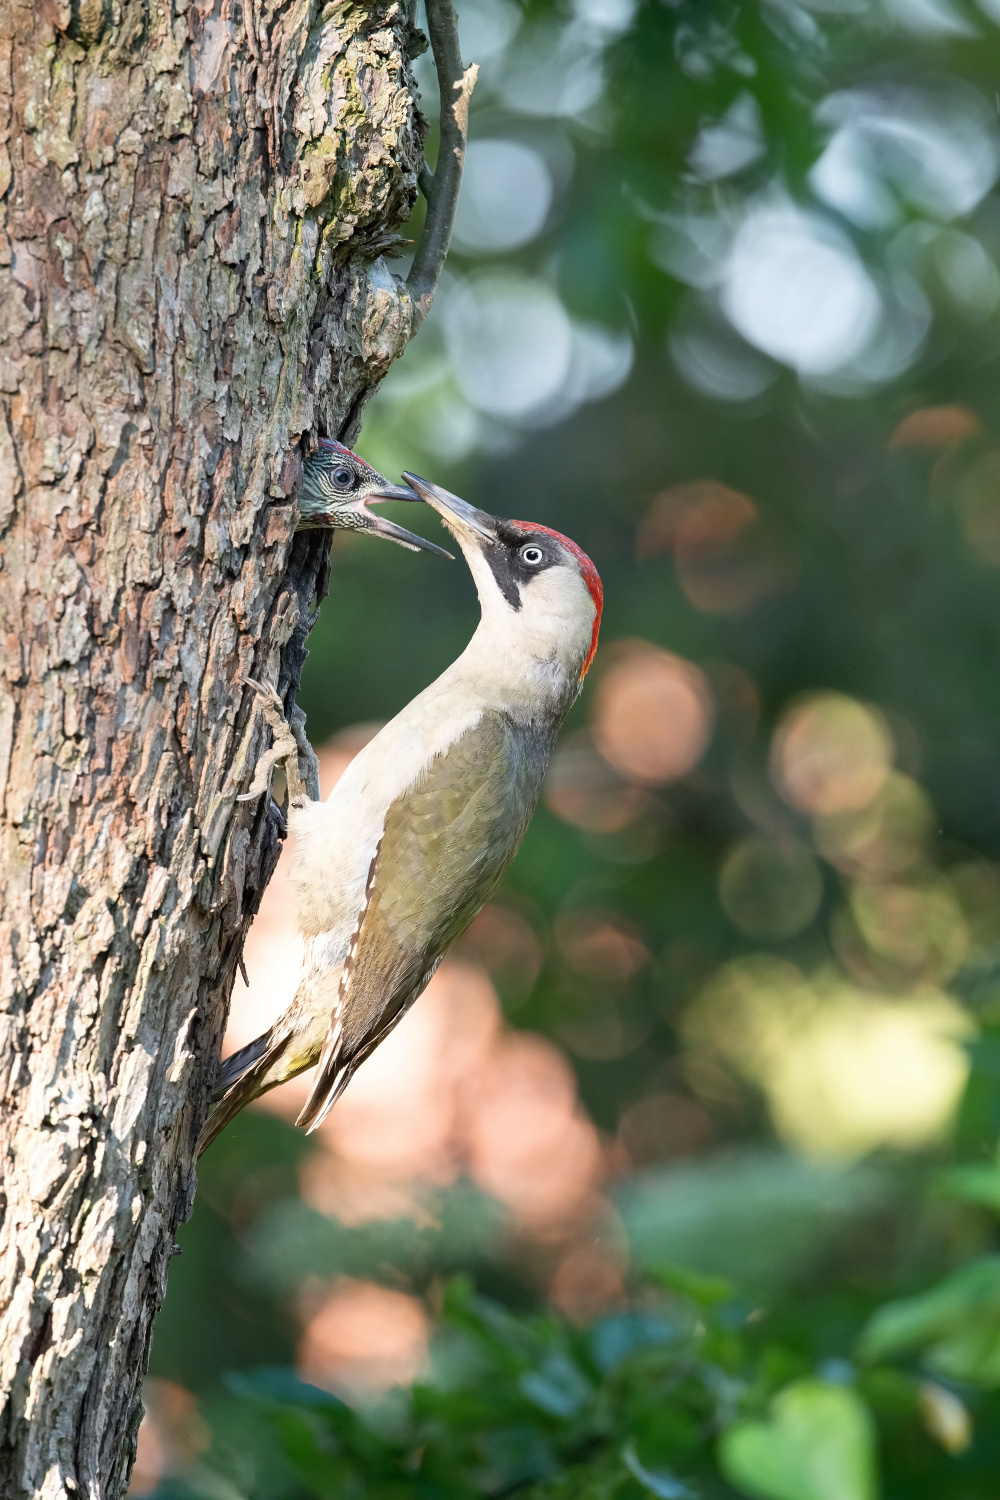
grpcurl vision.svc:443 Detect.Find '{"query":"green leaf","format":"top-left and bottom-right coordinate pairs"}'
top-left (922, 1325), bottom-right (1000, 1387)
top-left (858, 1257), bottom-right (1000, 1378)
top-left (652, 1262), bottom-right (735, 1308)
top-left (936, 1163), bottom-right (1000, 1213)
top-left (719, 1381), bottom-right (878, 1500)
top-left (858, 1255), bottom-right (1000, 1384)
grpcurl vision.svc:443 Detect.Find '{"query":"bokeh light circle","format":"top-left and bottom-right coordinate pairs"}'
top-left (443, 272), bottom-right (573, 418)
top-left (592, 645), bottom-right (714, 785)
top-left (771, 693), bottom-right (894, 815)
top-left (452, 140), bottom-right (554, 254)
top-left (719, 836), bottom-right (824, 940)
top-left (722, 206), bottom-right (882, 376)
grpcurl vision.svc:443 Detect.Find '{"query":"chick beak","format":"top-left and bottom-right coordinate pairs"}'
top-left (368, 481), bottom-right (424, 503)
top-left (355, 482), bottom-right (455, 558)
top-left (401, 473), bottom-right (497, 546)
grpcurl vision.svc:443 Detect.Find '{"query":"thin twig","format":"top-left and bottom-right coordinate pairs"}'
top-left (406, 0), bottom-right (478, 333)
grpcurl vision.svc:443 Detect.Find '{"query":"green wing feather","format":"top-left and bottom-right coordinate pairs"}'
top-left (296, 710), bottom-right (549, 1131)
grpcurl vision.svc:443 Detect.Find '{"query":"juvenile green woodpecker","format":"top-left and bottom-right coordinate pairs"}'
top-left (296, 438), bottom-right (452, 557)
top-left (200, 476), bottom-right (602, 1152)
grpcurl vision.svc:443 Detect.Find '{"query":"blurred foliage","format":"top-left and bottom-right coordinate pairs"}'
top-left (145, 1064), bottom-right (1000, 1498)
top-left (143, 1160), bottom-right (1000, 1499)
top-left (145, 0), bottom-right (1000, 1493)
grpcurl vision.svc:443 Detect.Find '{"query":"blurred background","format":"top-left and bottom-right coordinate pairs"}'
top-left (140, 2), bottom-right (1000, 1496)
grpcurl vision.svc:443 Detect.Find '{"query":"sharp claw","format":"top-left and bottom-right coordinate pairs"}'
top-left (242, 674), bottom-right (282, 708)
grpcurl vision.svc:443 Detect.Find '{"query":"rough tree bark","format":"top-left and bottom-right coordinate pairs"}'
top-left (0, 1), bottom-right (461, 1494)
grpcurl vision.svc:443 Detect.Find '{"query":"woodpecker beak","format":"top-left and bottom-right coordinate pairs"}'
top-left (401, 473), bottom-right (497, 545)
top-left (368, 481), bottom-right (424, 503)
top-left (349, 484), bottom-right (455, 558)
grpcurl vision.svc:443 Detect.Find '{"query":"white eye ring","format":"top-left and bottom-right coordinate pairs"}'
top-left (521, 545), bottom-right (543, 565)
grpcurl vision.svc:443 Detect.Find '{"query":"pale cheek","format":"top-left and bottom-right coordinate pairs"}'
top-left (523, 569), bottom-right (596, 637)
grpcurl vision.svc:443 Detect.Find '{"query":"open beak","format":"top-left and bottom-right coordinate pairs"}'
top-left (367, 481), bottom-right (423, 503)
top-left (353, 484), bottom-right (454, 558)
top-left (401, 473), bottom-right (497, 546)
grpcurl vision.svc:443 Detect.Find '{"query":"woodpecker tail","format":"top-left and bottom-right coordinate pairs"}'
top-left (212, 1032), bottom-right (274, 1096)
top-left (197, 1027), bottom-right (292, 1157)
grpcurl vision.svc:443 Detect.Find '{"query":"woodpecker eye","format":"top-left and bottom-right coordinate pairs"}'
top-left (331, 466), bottom-right (355, 490)
top-left (520, 544), bottom-right (544, 566)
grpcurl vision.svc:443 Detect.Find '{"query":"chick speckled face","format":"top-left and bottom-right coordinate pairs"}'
top-left (298, 442), bottom-right (381, 524)
top-left (295, 442), bottom-right (453, 558)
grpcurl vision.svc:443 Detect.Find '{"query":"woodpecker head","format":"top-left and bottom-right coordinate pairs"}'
top-left (403, 472), bottom-right (603, 690)
top-left (297, 441), bottom-right (453, 558)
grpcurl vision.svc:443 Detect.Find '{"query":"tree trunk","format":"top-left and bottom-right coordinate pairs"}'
top-left (0, 1), bottom-right (426, 1493)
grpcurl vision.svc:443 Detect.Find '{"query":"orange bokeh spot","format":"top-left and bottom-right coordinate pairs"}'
top-left (889, 405), bottom-right (981, 450)
top-left (638, 481), bottom-right (790, 616)
top-left (298, 1279), bottom-right (430, 1400)
top-left (555, 908), bottom-right (650, 983)
top-left (592, 643), bottom-right (714, 786)
top-left (464, 1033), bottom-right (604, 1233)
top-left (127, 1381), bottom-right (209, 1496)
top-left (455, 903), bottom-right (543, 995)
top-left (549, 1246), bottom-right (626, 1324)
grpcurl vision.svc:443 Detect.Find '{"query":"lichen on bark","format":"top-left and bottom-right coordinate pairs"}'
top-left (0, 0), bottom-right (430, 1493)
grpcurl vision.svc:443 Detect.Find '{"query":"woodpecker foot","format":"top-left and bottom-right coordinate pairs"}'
top-left (237, 677), bottom-right (308, 806)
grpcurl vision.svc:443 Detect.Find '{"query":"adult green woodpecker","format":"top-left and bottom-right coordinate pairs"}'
top-left (296, 438), bottom-right (452, 557)
top-left (200, 477), bottom-right (602, 1152)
